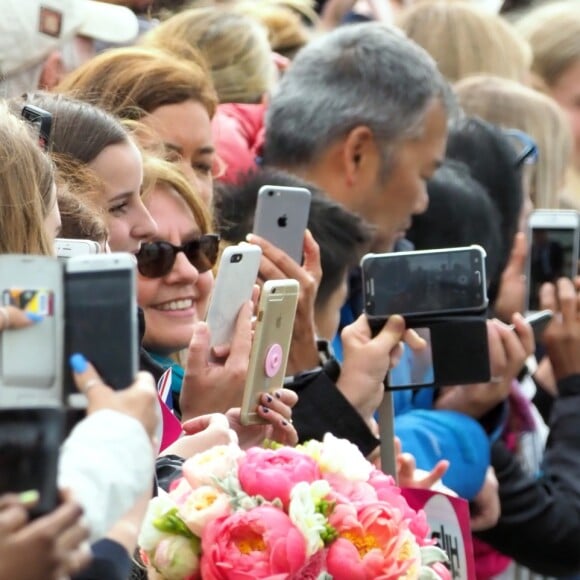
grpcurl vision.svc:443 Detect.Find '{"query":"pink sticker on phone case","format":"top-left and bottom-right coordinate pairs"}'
top-left (264, 343), bottom-right (283, 377)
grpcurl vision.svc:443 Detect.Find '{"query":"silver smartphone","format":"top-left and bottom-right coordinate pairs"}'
top-left (253, 185), bottom-right (311, 263)
top-left (526, 210), bottom-right (580, 312)
top-left (0, 255), bottom-right (64, 408)
top-left (361, 245), bottom-right (488, 319)
top-left (64, 253), bottom-right (138, 408)
top-left (55, 238), bottom-right (101, 261)
top-left (205, 244), bottom-right (262, 350)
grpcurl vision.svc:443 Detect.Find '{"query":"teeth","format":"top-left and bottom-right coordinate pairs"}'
top-left (157, 299), bottom-right (194, 311)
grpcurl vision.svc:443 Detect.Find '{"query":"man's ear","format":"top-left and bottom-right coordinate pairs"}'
top-left (342, 126), bottom-right (376, 186)
top-left (38, 50), bottom-right (65, 90)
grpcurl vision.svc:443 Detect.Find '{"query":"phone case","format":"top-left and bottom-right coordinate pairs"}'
top-left (253, 185), bottom-right (311, 263)
top-left (64, 253), bottom-right (138, 407)
top-left (55, 238), bottom-right (101, 261)
top-left (240, 279), bottom-right (300, 425)
top-left (361, 245), bottom-right (488, 320)
top-left (0, 255), bottom-right (64, 407)
top-left (206, 244), bottom-right (262, 349)
top-left (526, 211), bottom-right (580, 312)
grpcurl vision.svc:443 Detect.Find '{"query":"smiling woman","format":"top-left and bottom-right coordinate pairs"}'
top-left (56, 45), bottom-right (219, 206)
top-left (138, 156), bottom-right (216, 361)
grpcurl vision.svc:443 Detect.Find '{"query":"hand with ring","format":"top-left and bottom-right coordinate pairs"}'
top-left (69, 353), bottom-right (160, 445)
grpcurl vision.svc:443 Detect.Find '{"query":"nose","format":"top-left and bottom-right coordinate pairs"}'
top-left (132, 198), bottom-right (158, 243)
top-left (414, 183), bottom-right (429, 215)
top-left (165, 250), bottom-right (200, 284)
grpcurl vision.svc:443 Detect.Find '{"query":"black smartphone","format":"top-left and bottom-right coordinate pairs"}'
top-left (0, 408), bottom-right (64, 518)
top-left (21, 105), bottom-right (53, 152)
top-left (361, 246), bottom-right (488, 320)
top-left (64, 254), bottom-right (138, 408)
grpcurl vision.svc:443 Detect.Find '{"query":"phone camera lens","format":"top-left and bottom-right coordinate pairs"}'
top-left (268, 190), bottom-right (274, 197)
top-left (231, 253), bottom-right (242, 263)
top-left (272, 287), bottom-right (277, 294)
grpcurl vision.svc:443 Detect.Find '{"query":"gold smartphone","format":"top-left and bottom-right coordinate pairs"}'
top-left (240, 279), bottom-right (299, 425)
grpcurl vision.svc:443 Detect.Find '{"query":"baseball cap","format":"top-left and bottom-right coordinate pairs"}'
top-left (1, 0), bottom-right (139, 78)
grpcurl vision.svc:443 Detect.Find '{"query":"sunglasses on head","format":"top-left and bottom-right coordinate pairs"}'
top-left (136, 234), bottom-right (220, 278)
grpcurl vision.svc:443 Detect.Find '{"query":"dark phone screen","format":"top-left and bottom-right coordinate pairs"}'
top-left (364, 249), bottom-right (485, 317)
top-left (64, 270), bottom-right (136, 396)
top-left (0, 408), bottom-right (63, 517)
top-left (529, 228), bottom-right (576, 310)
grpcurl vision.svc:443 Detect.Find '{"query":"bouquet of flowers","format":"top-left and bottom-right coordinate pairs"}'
top-left (139, 434), bottom-right (451, 580)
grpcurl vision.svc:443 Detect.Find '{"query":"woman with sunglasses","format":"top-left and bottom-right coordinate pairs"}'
top-left (137, 156), bottom-right (298, 447)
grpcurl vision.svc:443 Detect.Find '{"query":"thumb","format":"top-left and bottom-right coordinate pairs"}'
top-left (69, 353), bottom-right (111, 404)
top-left (505, 232), bottom-right (527, 276)
top-left (302, 229), bottom-right (322, 280)
top-left (181, 413), bottom-right (228, 435)
top-left (185, 322), bottom-right (211, 379)
top-left (376, 315), bottom-right (406, 351)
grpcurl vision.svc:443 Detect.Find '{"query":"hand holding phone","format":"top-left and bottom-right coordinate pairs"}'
top-left (240, 279), bottom-right (299, 425)
top-left (509, 310), bottom-right (553, 342)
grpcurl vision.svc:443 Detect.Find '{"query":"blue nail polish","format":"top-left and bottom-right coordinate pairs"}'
top-left (25, 312), bottom-right (44, 323)
top-left (69, 353), bottom-right (88, 374)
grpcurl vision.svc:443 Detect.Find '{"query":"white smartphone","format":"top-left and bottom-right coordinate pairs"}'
top-left (205, 244), bottom-right (262, 350)
top-left (55, 238), bottom-right (101, 261)
top-left (64, 253), bottom-right (138, 408)
top-left (0, 255), bottom-right (64, 407)
top-left (240, 279), bottom-right (300, 425)
top-left (253, 185), bottom-right (311, 263)
top-left (526, 210), bottom-right (580, 312)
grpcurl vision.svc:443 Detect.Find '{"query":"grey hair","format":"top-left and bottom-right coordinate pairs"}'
top-left (264, 22), bottom-right (451, 169)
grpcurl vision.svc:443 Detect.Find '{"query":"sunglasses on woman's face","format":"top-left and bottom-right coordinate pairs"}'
top-left (136, 234), bottom-right (220, 278)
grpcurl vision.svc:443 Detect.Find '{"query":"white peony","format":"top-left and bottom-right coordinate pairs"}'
top-left (318, 433), bottom-right (373, 482)
top-left (138, 493), bottom-right (177, 552)
top-left (289, 480), bottom-right (331, 556)
top-left (178, 484), bottom-right (231, 537)
top-left (183, 443), bottom-right (244, 488)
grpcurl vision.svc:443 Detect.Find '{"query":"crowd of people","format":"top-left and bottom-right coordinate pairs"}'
top-left (2, 0), bottom-right (580, 578)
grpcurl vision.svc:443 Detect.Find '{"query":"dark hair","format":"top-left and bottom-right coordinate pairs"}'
top-left (445, 117), bottom-right (523, 302)
top-left (407, 160), bottom-right (503, 290)
top-left (19, 92), bottom-right (128, 164)
top-left (214, 168), bottom-right (373, 306)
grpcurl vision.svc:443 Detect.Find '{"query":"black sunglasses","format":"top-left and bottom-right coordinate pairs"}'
top-left (136, 234), bottom-right (220, 278)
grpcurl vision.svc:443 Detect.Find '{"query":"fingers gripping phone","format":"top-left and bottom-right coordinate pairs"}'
top-left (0, 255), bottom-right (64, 407)
top-left (253, 185), bottom-right (311, 263)
top-left (205, 244), bottom-right (262, 350)
top-left (510, 310), bottom-right (554, 342)
top-left (361, 245), bottom-right (488, 319)
top-left (526, 210), bottom-right (580, 312)
top-left (240, 279), bottom-right (300, 425)
top-left (64, 253), bottom-right (138, 408)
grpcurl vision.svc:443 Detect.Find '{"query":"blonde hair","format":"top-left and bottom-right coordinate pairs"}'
top-left (397, 0), bottom-right (531, 83)
top-left (57, 45), bottom-right (217, 120)
top-left (235, 1), bottom-right (311, 59)
top-left (143, 7), bottom-right (276, 104)
top-left (515, 2), bottom-right (580, 88)
top-left (456, 75), bottom-right (573, 208)
top-left (0, 102), bottom-right (54, 255)
top-left (142, 155), bottom-right (212, 235)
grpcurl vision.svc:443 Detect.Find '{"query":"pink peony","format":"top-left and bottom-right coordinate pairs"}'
top-left (368, 469), bottom-right (431, 546)
top-left (200, 505), bottom-right (308, 579)
top-left (238, 447), bottom-right (321, 508)
top-left (431, 561), bottom-right (453, 580)
top-left (323, 472), bottom-right (379, 504)
top-left (327, 501), bottom-right (419, 580)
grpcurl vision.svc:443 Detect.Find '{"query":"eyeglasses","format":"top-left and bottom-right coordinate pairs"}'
top-left (503, 128), bottom-right (539, 168)
top-left (136, 234), bottom-right (220, 278)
